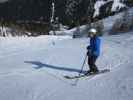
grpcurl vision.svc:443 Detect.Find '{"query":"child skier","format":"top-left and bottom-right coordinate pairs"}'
top-left (86, 28), bottom-right (101, 74)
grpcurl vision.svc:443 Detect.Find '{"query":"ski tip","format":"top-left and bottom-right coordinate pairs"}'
top-left (64, 75), bottom-right (79, 79)
top-left (64, 76), bottom-right (71, 79)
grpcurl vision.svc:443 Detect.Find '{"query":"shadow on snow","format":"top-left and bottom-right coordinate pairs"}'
top-left (24, 61), bottom-right (86, 74)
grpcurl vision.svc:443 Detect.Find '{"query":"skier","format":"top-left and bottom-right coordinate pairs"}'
top-left (86, 28), bottom-right (101, 74)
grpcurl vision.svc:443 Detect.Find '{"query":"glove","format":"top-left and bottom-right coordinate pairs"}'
top-left (87, 49), bottom-right (92, 56)
top-left (87, 51), bottom-right (90, 56)
top-left (87, 46), bottom-right (90, 50)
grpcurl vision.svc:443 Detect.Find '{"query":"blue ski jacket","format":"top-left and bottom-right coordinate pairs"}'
top-left (87, 36), bottom-right (101, 57)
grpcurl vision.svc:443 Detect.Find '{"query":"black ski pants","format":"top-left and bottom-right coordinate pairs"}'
top-left (88, 55), bottom-right (98, 71)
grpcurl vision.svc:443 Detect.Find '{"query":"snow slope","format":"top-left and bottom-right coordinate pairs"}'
top-left (102, 7), bottom-right (133, 34)
top-left (0, 32), bottom-right (133, 100)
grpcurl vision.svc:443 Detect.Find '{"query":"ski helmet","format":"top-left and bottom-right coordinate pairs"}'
top-left (89, 28), bottom-right (97, 34)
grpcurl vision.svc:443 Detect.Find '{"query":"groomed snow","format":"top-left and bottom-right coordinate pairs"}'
top-left (0, 32), bottom-right (133, 100)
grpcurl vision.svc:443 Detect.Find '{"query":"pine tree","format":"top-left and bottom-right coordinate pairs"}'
top-left (65, 0), bottom-right (79, 21)
top-left (87, 0), bottom-right (96, 19)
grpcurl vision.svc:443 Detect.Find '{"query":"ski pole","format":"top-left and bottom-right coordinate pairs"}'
top-left (78, 53), bottom-right (87, 76)
top-left (72, 53), bottom-right (87, 86)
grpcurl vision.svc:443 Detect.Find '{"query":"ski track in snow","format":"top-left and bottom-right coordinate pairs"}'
top-left (0, 34), bottom-right (133, 100)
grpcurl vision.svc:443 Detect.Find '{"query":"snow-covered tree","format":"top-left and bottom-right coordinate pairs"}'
top-left (93, 0), bottom-right (106, 18)
top-left (50, 2), bottom-right (55, 23)
top-left (93, 0), bottom-right (126, 18)
top-left (111, 0), bottom-right (126, 12)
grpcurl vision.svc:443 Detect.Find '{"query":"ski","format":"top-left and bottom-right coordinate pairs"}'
top-left (64, 69), bottom-right (110, 79)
